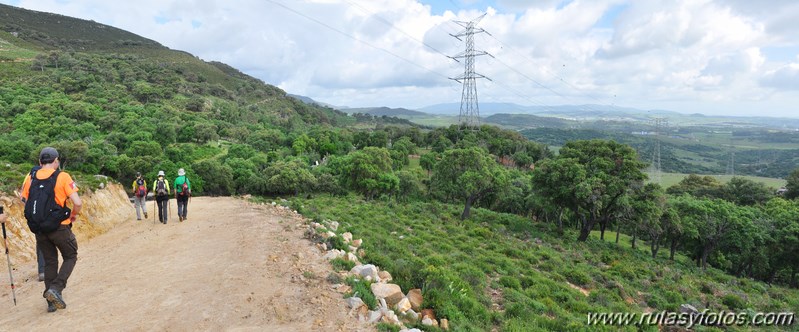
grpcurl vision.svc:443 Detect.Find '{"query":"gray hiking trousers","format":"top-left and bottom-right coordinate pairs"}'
top-left (134, 195), bottom-right (147, 219)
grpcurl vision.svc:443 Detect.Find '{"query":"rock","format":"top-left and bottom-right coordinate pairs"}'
top-left (342, 232), bottom-right (353, 243)
top-left (346, 297), bottom-right (365, 309)
top-left (315, 243), bottom-right (327, 251)
top-left (395, 297), bottom-right (412, 313)
top-left (421, 309), bottom-right (436, 321)
top-left (378, 270), bottom-right (393, 283)
top-left (401, 329), bottom-right (422, 332)
top-left (371, 283), bottom-right (404, 307)
top-left (348, 245), bottom-right (358, 253)
top-left (329, 221), bottom-right (339, 231)
top-left (679, 304), bottom-right (699, 316)
top-left (352, 239), bottom-right (363, 247)
top-left (337, 285), bottom-right (352, 294)
top-left (365, 276), bottom-right (373, 282)
top-left (323, 249), bottom-right (345, 260)
top-left (422, 316), bottom-right (435, 326)
top-left (353, 264), bottom-right (379, 280)
top-left (367, 310), bottom-right (383, 323)
top-left (407, 289), bottom-right (423, 311)
top-left (322, 231), bottom-right (336, 239)
top-left (440, 318), bottom-right (449, 330)
top-left (357, 249), bottom-right (366, 257)
top-left (381, 310), bottom-right (401, 325)
top-left (402, 309), bottom-right (419, 322)
top-left (346, 252), bottom-right (360, 263)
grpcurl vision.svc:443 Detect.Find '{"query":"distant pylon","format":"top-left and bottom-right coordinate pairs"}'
top-left (651, 118), bottom-right (668, 185)
top-left (449, 13), bottom-right (492, 129)
top-left (726, 131), bottom-right (735, 176)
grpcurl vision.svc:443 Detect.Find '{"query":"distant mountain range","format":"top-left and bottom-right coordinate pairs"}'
top-left (290, 96), bottom-right (799, 130)
top-left (344, 107), bottom-right (427, 117)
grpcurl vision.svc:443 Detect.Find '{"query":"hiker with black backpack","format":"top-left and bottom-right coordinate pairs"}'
top-left (153, 171), bottom-right (171, 224)
top-left (174, 168), bottom-right (191, 222)
top-left (131, 172), bottom-right (148, 221)
top-left (20, 165), bottom-right (46, 282)
top-left (20, 147), bottom-right (82, 313)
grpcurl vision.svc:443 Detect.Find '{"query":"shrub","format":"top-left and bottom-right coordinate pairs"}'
top-left (330, 258), bottom-right (355, 272)
top-left (722, 294), bottom-right (746, 310)
top-left (563, 269), bottom-right (592, 287)
top-left (346, 278), bottom-right (377, 310)
top-left (499, 276), bottom-right (522, 290)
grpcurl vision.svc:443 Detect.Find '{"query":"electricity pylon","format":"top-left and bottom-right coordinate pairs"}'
top-left (449, 13), bottom-right (492, 129)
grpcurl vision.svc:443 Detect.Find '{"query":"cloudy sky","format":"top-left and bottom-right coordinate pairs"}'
top-left (3, 0), bottom-right (799, 117)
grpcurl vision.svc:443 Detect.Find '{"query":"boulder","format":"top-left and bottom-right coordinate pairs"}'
top-left (352, 239), bottom-right (363, 247)
top-left (322, 249), bottom-right (345, 260)
top-left (421, 316), bottom-right (435, 326)
top-left (366, 310), bottom-right (382, 323)
top-left (345, 252), bottom-right (360, 263)
top-left (322, 231), bottom-right (336, 239)
top-left (371, 283), bottom-right (404, 307)
top-left (352, 264), bottom-right (379, 280)
top-left (348, 245), bottom-right (358, 253)
top-left (378, 270), bottom-right (393, 283)
top-left (342, 232), bottom-right (353, 243)
top-left (440, 318), bottom-right (449, 330)
top-left (679, 304), bottom-right (700, 317)
top-left (346, 297), bottom-right (365, 309)
top-left (395, 297), bottom-right (412, 313)
top-left (400, 309), bottom-right (419, 323)
top-left (381, 310), bottom-right (401, 326)
top-left (421, 309), bottom-right (436, 321)
top-left (406, 289), bottom-right (423, 311)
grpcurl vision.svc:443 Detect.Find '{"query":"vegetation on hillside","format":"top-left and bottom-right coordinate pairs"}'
top-left (2, 4), bottom-right (799, 330)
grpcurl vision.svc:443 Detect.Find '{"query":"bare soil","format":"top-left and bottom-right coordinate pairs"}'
top-left (0, 197), bottom-right (371, 331)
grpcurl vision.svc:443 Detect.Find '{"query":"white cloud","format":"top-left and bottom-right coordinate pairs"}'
top-left (3, 0), bottom-right (799, 116)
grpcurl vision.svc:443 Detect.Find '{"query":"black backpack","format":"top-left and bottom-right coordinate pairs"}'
top-left (155, 179), bottom-right (168, 196)
top-left (24, 170), bottom-right (72, 234)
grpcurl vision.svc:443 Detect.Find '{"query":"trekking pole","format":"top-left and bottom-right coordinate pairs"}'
top-left (2, 223), bottom-right (18, 306)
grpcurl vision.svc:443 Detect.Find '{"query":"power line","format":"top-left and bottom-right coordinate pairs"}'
top-left (342, 0), bottom-right (452, 59)
top-left (265, 0), bottom-right (450, 81)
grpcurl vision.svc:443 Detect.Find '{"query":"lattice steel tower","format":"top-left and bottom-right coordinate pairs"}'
top-left (449, 13), bottom-right (492, 129)
top-left (726, 131), bottom-right (735, 176)
top-left (651, 118), bottom-right (668, 184)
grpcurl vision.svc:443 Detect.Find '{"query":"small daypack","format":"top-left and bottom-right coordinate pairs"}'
top-left (135, 178), bottom-right (147, 197)
top-left (24, 170), bottom-right (71, 234)
top-left (155, 179), bottom-right (167, 196)
top-left (180, 181), bottom-right (189, 196)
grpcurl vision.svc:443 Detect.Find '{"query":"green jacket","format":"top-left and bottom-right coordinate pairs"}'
top-left (174, 175), bottom-right (191, 194)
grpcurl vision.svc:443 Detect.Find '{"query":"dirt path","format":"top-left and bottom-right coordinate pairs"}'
top-left (0, 197), bottom-right (371, 331)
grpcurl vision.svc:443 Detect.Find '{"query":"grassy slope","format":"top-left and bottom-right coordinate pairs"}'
top-left (294, 196), bottom-right (799, 331)
top-left (649, 172), bottom-right (788, 189)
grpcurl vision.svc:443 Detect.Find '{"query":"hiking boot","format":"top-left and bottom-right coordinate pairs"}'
top-left (46, 299), bottom-right (57, 313)
top-left (45, 289), bottom-right (66, 309)
top-left (38, 273), bottom-right (45, 282)
top-left (144, 212), bottom-right (148, 219)
top-left (179, 216), bottom-right (183, 222)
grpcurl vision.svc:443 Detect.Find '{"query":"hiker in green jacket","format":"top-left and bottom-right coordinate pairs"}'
top-left (152, 171), bottom-right (170, 224)
top-left (174, 168), bottom-right (191, 222)
top-left (131, 172), bottom-right (148, 221)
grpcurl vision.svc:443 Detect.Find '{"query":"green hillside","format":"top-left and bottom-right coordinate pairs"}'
top-left (2, 4), bottom-right (799, 332)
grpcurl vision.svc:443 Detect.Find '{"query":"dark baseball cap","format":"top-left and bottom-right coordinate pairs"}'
top-left (39, 147), bottom-right (59, 163)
